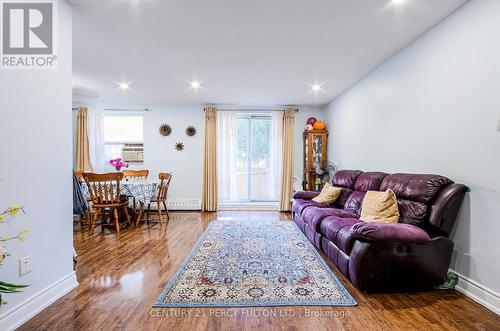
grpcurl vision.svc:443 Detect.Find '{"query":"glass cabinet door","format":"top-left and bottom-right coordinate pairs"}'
top-left (303, 131), bottom-right (327, 191)
top-left (312, 134), bottom-right (323, 168)
top-left (304, 136), bottom-right (309, 167)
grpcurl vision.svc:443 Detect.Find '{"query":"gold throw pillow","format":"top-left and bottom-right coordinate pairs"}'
top-left (360, 189), bottom-right (400, 223)
top-left (312, 183), bottom-right (342, 205)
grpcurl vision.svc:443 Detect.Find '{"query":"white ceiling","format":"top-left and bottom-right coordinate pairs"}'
top-left (71, 0), bottom-right (467, 106)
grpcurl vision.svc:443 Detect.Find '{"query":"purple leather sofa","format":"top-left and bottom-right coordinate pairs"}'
top-left (292, 170), bottom-right (466, 292)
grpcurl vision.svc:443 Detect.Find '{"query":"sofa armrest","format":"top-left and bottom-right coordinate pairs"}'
top-left (351, 222), bottom-right (431, 243)
top-left (292, 191), bottom-right (320, 200)
top-left (348, 236), bottom-right (454, 292)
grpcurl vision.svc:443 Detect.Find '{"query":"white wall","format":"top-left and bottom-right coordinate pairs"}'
top-left (322, 0), bottom-right (500, 308)
top-left (0, 2), bottom-right (76, 330)
top-left (143, 106), bottom-right (205, 207)
top-left (73, 105), bottom-right (323, 207)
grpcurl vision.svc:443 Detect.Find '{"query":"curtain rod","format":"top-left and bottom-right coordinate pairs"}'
top-left (104, 108), bottom-right (150, 112)
top-left (72, 107), bottom-right (150, 111)
top-left (205, 106), bottom-right (298, 112)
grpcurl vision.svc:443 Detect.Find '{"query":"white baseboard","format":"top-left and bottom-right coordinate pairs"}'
top-left (168, 199), bottom-right (200, 210)
top-left (151, 200), bottom-right (280, 211)
top-left (146, 199), bottom-right (201, 210)
top-left (218, 203), bottom-right (279, 211)
top-left (452, 270), bottom-right (500, 316)
top-left (0, 272), bottom-right (78, 331)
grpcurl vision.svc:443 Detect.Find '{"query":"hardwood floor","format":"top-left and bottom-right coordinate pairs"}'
top-left (20, 211), bottom-right (499, 331)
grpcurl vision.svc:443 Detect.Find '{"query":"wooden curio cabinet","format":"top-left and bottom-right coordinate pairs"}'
top-left (303, 130), bottom-right (328, 191)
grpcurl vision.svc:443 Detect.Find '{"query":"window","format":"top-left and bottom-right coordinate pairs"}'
top-left (218, 110), bottom-right (282, 203)
top-left (103, 113), bottom-right (144, 164)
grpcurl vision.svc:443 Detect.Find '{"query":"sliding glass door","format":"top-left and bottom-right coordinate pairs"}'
top-left (236, 114), bottom-right (280, 202)
top-left (218, 110), bottom-right (282, 204)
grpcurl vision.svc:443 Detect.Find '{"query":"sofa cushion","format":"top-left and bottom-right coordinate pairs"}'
top-left (292, 191), bottom-right (320, 200)
top-left (312, 183), bottom-right (342, 205)
top-left (351, 222), bottom-right (431, 243)
top-left (398, 199), bottom-right (428, 226)
top-left (333, 187), bottom-right (353, 209)
top-left (354, 172), bottom-right (388, 192)
top-left (360, 189), bottom-right (400, 224)
top-left (344, 191), bottom-right (366, 215)
top-left (380, 174), bottom-right (452, 203)
top-left (320, 216), bottom-right (361, 254)
top-left (331, 170), bottom-right (363, 189)
top-left (302, 207), bottom-right (359, 231)
top-left (330, 170), bottom-right (362, 209)
top-left (292, 199), bottom-right (332, 215)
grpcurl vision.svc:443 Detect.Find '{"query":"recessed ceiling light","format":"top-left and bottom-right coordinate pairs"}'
top-left (118, 82), bottom-right (131, 90)
top-left (190, 81), bottom-right (201, 89)
top-left (391, 0), bottom-right (406, 4)
top-left (309, 83), bottom-right (323, 93)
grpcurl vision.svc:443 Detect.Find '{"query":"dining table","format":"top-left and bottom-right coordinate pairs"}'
top-left (80, 179), bottom-right (158, 225)
top-left (80, 179), bottom-right (158, 205)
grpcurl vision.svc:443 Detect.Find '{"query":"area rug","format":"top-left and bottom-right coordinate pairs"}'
top-left (154, 220), bottom-right (357, 307)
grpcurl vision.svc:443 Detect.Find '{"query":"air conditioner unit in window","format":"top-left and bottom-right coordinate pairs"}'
top-left (122, 143), bottom-right (144, 163)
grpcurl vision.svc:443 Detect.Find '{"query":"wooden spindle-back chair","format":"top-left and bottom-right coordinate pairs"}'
top-left (74, 171), bottom-right (84, 180)
top-left (82, 172), bottom-right (129, 233)
top-left (122, 170), bottom-right (149, 180)
top-left (122, 170), bottom-right (150, 209)
top-left (145, 172), bottom-right (172, 225)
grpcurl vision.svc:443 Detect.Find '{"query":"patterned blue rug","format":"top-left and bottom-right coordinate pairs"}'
top-left (154, 220), bottom-right (357, 307)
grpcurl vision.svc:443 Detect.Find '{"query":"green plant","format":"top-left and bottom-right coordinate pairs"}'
top-left (0, 205), bottom-right (29, 305)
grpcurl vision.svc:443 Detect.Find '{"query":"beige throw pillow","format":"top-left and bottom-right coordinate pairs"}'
top-left (312, 183), bottom-right (342, 205)
top-left (360, 189), bottom-right (400, 224)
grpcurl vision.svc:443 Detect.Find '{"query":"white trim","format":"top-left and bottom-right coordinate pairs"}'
top-left (452, 270), bottom-right (500, 316)
top-left (151, 199), bottom-right (280, 211)
top-left (218, 202), bottom-right (279, 211)
top-left (150, 199), bottom-right (279, 211)
top-left (0, 272), bottom-right (78, 331)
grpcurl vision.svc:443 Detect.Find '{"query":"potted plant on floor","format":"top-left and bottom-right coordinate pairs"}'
top-left (0, 205), bottom-right (29, 306)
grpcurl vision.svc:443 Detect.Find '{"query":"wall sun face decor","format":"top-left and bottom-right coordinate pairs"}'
top-left (175, 142), bottom-right (184, 151)
top-left (186, 126), bottom-right (197, 137)
top-left (159, 123), bottom-right (172, 137)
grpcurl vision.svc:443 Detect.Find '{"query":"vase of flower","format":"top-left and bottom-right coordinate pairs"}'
top-left (109, 158), bottom-right (129, 172)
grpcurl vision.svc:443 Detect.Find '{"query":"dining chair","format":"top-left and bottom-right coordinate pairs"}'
top-left (122, 170), bottom-right (149, 180)
top-left (74, 170), bottom-right (92, 229)
top-left (122, 170), bottom-right (150, 210)
top-left (82, 172), bottom-right (130, 234)
top-left (145, 172), bottom-right (172, 224)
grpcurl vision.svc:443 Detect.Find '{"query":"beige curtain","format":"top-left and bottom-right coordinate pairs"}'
top-left (201, 107), bottom-right (218, 211)
top-left (76, 107), bottom-right (93, 172)
top-left (279, 107), bottom-right (296, 211)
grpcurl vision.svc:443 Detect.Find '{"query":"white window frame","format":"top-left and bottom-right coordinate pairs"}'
top-left (103, 111), bottom-right (144, 165)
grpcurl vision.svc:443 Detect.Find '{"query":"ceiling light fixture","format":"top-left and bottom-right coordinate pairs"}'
top-left (310, 83), bottom-right (323, 93)
top-left (118, 82), bottom-right (131, 90)
top-left (190, 81), bottom-right (201, 89)
top-left (391, 0), bottom-right (406, 4)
